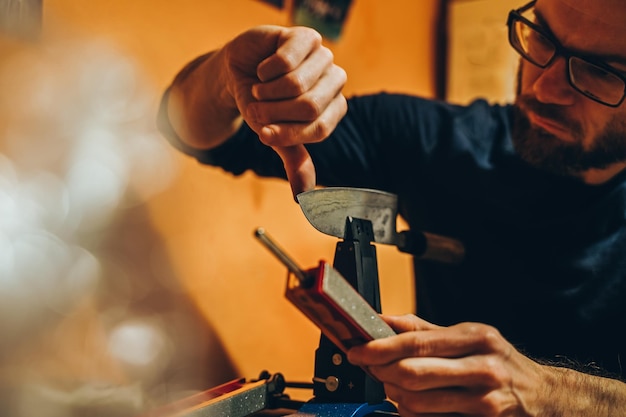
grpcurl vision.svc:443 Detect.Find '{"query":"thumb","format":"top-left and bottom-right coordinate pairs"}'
top-left (272, 144), bottom-right (316, 200)
top-left (382, 314), bottom-right (441, 333)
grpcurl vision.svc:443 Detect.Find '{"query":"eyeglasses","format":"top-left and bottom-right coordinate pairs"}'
top-left (507, 0), bottom-right (626, 107)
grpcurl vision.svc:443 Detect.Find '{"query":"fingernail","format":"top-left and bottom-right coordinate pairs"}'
top-left (247, 104), bottom-right (258, 122)
top-left (252, 84), bottom-right (261, 100)
top-left (260, 125), bottom-right (275, 142)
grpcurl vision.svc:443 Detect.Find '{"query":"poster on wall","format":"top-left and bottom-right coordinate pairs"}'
top-left (0, 0), bottom-right (42, 40)
top-left (445, 0), bottom-right (520, 105)
top-left (292, 0), bottom-right (353, 41)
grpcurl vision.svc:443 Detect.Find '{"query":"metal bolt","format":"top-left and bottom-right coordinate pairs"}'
top-left (313, 376), bottom-right (340, 392)
top-left (332, 353), bottom-right (343, 366)
top-left (325, 376), bottom-right (340, 392)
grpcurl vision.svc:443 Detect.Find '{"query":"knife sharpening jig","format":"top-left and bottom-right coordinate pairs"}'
top-left (143, 187), bottom-right (465, 417)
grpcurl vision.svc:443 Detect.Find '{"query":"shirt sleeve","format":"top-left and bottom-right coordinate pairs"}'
top-left (156, 51), bottom-right (226, 165)
top-left (157, 89), bottom-right (512, 194)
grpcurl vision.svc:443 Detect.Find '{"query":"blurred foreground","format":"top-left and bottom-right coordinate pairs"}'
top-left (0, 32), bottom-right (237, 416)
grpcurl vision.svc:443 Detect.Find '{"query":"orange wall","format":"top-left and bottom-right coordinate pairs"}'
top-left (40, 0), bottom-right (438, 401)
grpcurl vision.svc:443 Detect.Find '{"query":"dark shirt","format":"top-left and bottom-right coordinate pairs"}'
top-left (159, 92), bottom-right (626, 377)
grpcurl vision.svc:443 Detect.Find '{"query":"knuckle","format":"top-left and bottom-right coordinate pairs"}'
top-left (311, 119), bottom-right (332, 142)
top-left (476, 391), bottom-right (511, 415)
top-left (274, 49), bottom-right (299, 73)
top-left (319, 46), bottom-right (334, 64)
top-left (478, 355), bottom-right (507, 385)
top-left (407, 335), bottom-right (435, 357)
top-left (465, 322), bottom-right (504, 351)
top-left (300, 26), bottom-right (323, 44)
top-left (396, 359), bottom-right (416, 379)
top-left (284, 72), bottom-right (308, 96)
top-left (302, 94), bottom-right (346, 143)
top-left (337, 94), bottom-right (348, 115)
top-left (477, 395), bottom-right (500, 415)
top-left (300, 95), bottom-right (323, 119)
top-left (334, 65), bottom-right (348, 85)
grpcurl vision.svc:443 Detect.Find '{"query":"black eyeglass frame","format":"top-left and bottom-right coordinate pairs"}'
top-left (507, 0), bottom-right (626, 107)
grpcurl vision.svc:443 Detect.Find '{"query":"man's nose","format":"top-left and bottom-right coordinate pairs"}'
top-left (532, 56), bottom-right (577, 106)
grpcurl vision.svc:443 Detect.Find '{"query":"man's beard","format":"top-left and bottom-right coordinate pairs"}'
top-left (513, 87), bottom-right (626, 178)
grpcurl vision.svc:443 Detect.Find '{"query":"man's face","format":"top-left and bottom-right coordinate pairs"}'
top-left (513, 0), bottom-right (626, 184)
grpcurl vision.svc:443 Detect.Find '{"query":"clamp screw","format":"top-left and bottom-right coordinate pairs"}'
top-left (332, 353), bottom-right (343, 366)
top-left (313, 376), bottom-right (340, 392)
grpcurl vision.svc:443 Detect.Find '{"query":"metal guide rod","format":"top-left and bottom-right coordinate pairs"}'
top-left (254, 227), bottom-right (309, 284)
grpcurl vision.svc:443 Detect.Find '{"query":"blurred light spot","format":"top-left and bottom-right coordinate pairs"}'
top-left (108, 320), bottom-right (167, 367)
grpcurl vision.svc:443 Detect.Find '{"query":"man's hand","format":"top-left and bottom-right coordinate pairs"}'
top-left (224, 25), bottom-right (347, 197)
top-left (347, 314), bottom-right (625, 416)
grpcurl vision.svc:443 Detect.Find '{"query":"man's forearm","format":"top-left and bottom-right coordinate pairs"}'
top-left (166, 49), bottom-right (242, 150)
top-left (544, 365), bottom-right (626, 416)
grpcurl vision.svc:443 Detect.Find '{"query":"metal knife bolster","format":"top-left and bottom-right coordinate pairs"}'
top-left (296, 187), bottom-right (465, 264)
top-left (396, 231), bottom-right (465, 264)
